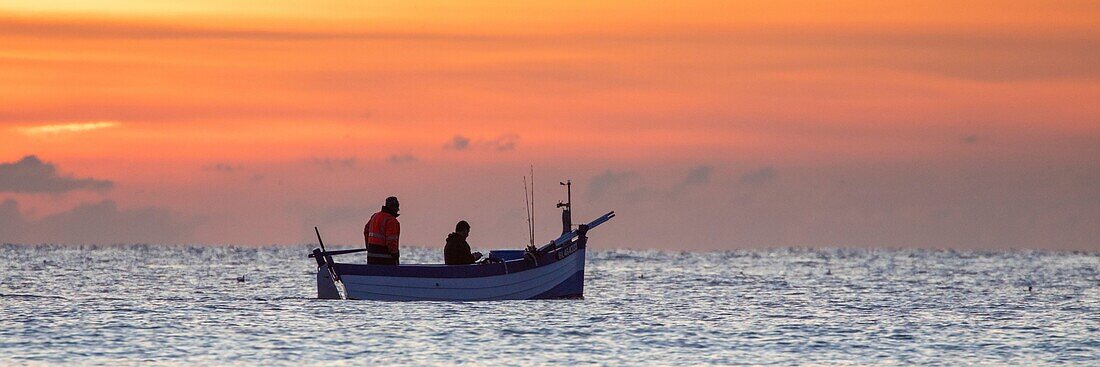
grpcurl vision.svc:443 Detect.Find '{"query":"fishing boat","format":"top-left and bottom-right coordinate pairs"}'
top-left (309, 181), bottom-right (614, 301)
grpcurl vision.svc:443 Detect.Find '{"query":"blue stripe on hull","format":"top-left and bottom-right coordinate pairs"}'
top-left (532, 269), bottom-right (584, 299)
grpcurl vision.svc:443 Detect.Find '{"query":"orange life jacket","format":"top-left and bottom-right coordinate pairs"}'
top-left (364, 210), bottom-right (400, 254)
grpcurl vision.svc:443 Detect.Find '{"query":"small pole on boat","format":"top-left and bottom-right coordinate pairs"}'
top-left (523, 175), bottom-right (534, 249)
top-left (530, 165), bottom-right (535, 248)
top-left (316, 227), bottom-right (328, 257)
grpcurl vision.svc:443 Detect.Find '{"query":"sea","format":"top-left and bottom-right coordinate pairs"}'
top-left (1, 244), bottom-right (1097, 366)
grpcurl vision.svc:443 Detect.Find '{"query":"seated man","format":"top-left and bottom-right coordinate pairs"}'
top-left (444, 220), bottom-right (483, 265)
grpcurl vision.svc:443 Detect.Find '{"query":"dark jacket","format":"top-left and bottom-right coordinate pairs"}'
top-left (444, 232), bottom-right (480, 265)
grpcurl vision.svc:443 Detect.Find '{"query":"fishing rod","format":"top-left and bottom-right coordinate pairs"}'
top-left (530, 165), bottom-right (535, 249)
top-left (523, 174), bottom-right (535, 250)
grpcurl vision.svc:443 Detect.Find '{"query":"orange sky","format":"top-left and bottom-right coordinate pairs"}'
top-left (1, 1), bottom-right (1098, 250)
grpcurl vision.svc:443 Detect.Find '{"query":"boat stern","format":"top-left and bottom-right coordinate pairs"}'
top-left (316, 263), bottom-right (341, 299)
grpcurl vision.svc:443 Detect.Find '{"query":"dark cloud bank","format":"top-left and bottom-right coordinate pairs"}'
top-left (0, 155), bottom-right (196, 244)
top-left (582, 164), bottom-right (1099, 251)
top-left (0, 199), bottom-right (198, 245)
top-left (0, 155), bottom-right (113, 193)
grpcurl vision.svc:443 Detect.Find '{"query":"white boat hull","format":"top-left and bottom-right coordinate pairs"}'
top-left (317, 248), bottom-right (585, 301)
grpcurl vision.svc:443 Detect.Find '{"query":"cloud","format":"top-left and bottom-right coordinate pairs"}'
top-left (444, 134), bottom-right (520, 152)
top-left (670, 165), bottom-right (713, 196)
top-left (0, 199), bottom-right (198, 244)
top-left (0, 16), bottom-right (525, 42)
top-left (202, 163), bottom-right (239, 173)
top-left (309, 157), bottom-right (356, 170)
top-left (444, 135), bottom-right (471, 150)
top-left (739, 166), bottom-right (777, 186)
top-left (486, 134), bottom-right (520, 151)
top-left (590, 166), bottom-right (714, 201)
top-left (8, 15), bottom-right (1097, 81)
top-left (17, 121), bottom-right (119, 135)
top-left (0, 102), bottom-right (375, 125)
top-left (0, 155), bottom-right (113, 193)
top-left (682, 165), bottom-right (713, 186)
top-left (388, 154), bottom-right (419, 164)
top-left (586, 170), bottom-right (638, 201)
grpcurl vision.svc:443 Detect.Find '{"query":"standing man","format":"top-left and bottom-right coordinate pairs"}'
top-left (365, 196), bottom-right (401, 265)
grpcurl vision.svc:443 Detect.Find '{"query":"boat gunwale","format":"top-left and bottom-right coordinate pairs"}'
top-left (331, 238), bottom-right (584, 279)
top-left (340, 249), bottom-right (584, 291)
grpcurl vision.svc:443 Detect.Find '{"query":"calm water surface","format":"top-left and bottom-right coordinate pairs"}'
top-left (1, 244), bottom-right (1097, 366)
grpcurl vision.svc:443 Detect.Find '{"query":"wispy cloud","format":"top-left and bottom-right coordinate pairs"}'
top-left (308, 157), bottom-right (357, 170)
top-left (586, 170), bottom-right (639, 201)
top-left (682, 165), bottom-right (713, 187)
top-left (739, 166), bottom-right (777, 186)
top-left (444, 135), bottom-right (471, 150)
top-left (17, 121), bottom-right (119, 135)
top-left (444, 134), bottom-right (520, 152)
top-left (0, 16), bottom-right (525, 42)
top-left (202, 163), bottom-right (240, 173)
top-left (388, 154), bottom-right (419, 164)
top-left (671, 165), bottom-right (713, 196)
top-left (486, 134), bottom-right (520, 151)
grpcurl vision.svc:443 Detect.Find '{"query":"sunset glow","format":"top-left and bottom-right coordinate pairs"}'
top-left (1, 1), bottom-right (1097, 250)
top-left (17, 121), bottom-right (120, 135)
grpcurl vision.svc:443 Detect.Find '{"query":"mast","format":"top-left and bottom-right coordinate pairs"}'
top-left (557, 180), bottom-right (572, 234)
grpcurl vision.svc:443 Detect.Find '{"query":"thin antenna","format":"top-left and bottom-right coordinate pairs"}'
top-left (530, 165), bottom-right (535, 247)
top-left (523, 175), bottom-right (533, 247)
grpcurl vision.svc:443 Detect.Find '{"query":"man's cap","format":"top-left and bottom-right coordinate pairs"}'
top-left (385, 196), bottom-right (399, 208)
top-left (456, 220), bottom-right (470, 232)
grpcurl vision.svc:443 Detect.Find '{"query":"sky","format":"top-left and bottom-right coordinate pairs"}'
top-left (1, 1), bottom-right (1098, 251)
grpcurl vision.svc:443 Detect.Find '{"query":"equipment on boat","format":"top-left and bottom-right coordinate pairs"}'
top-left (557, 180), bottom-right (572, 234)
top-left (308, 181), bottom-right (614, 301)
